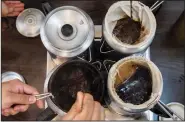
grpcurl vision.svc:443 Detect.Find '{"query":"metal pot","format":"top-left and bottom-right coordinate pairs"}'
top-left (36, 60), bottom-right (105, 120)
top-left (40, 2), bottom-right (94, 58)
top-left (106, 56), bottom-right (172, 118)
top-left (103, 1), bottom-right (156, 54)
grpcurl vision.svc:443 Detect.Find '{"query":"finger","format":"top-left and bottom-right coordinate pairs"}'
top-left (11, 93), bottom-right (36, 105)
top-left (2, 110), bottom-right (6, 116)
top-left (62, 92), bottom-right (84, 120)
top-left (6, 3), bottom-right (23, 9)
top-left (9, 108), bottom-right (19, 115)
top-left (16, 82), bottom-right (44, 108)
top-left (100, 107), bottom-right (105, 120)
top-left (8, 7), bottom-right (14, 13)
top-left (3, 112), bottom-right (10, 117)
top-left (3, 108), bottom-right (11, 116)
top-left (74, 93), bottom-right (94, 120)
top-left (3, 108), bottom-right (10, 113)
top-left (13, 7), bottom-right (24, 12)
top-left (7, 12), bottom-right (20, 17)
top-left (36, 99), bottom-right (44, 109)
top-left (75, 92), bottom-right (84, 111)
top-left (22, 83), bottom-right (39, 95)
top-left (9, 79), bottom-right (39, 95)
top-left (14, 105), bottom-right (29, 112)
top-left (14, 105), bottom-right (22, 111)
top-left (91, 101), bottom-right (101, 120)
top-left (10, 3), bottom-right (24, 8)
top-left (4, 1), bottom-right (21, 4)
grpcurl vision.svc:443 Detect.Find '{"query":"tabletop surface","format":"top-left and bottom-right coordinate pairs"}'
top-left (1, 0), bottom-right (184, 120)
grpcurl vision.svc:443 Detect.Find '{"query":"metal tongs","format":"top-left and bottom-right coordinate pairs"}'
top-left (150, 0), bottom-right (164, 11)
top-left (157, 100), bottom-right (184, 120)
top-left (34, 92), bottom-right (54, 100)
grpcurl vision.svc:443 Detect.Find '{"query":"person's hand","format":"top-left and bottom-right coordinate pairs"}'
top-left (2, 79), bottom-right (44, 116)
top-left (2, 1), bottom-right (24, 17)
top-left (61, 92), bottom-right (105, 120)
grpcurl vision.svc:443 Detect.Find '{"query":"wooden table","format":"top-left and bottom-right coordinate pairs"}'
top-left (2, 0), bottom-right (184, 120)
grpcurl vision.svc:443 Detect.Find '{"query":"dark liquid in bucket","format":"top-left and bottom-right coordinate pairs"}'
top-left (115, 63), bottom-right (152, 105)
top-left (48, 62), bottom-right (103, 112)
top-left (113, 16), bottom-right (141, 45)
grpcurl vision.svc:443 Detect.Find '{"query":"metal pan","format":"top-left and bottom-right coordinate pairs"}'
top-left (36, 60), bottom-right (105, 121)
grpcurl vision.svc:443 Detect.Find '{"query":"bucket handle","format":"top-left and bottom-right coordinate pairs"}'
top-left (42, 1), bottom-right (53, 15)
top-left (36, 107), bottom-right (57, 121)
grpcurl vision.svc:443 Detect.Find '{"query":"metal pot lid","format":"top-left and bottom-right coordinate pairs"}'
top-left (16, 8), bottom-right (45, 37)
top-left (40, 6), bottom-right (94, 58)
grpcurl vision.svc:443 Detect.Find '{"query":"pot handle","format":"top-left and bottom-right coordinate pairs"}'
top-left (41, 1), bottom-right (53, 15)
top-left (36, 107), bottom-right (57, 121)
top-left (150, 100), bottom-right (173, 118)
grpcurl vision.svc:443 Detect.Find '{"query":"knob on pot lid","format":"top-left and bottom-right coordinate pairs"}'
top-left (40, 6), bottom-right (94, 58)
top-left (16, 8), bottom-right (45, 37)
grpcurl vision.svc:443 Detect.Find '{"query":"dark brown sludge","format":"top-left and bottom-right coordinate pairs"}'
top-left (113, 16), bottom-right (141, 45)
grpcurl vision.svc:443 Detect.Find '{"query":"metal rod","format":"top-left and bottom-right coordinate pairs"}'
top-left (34, 93), bottom-right (51, 96)
top-left (103, 60), bottom-right (116, 73)
top-left (100, 40), bottom-right (115, 54)
top-left (150, 1), bottom-right (159, 9)
top-left (157, 101), bottom-right (177, 120)
top-left (159, 101), bottom-right (184, 120)
top-left (77, 48), bottom-right (92, 62)
top-left (151, 1), bottom-right (164, 11)
top-left (77, 56), bottom-right (86, 61)
top-left (92, 61), bottom-right (102, 70)
top-left (88, 48), bottom-right (92, 62)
